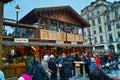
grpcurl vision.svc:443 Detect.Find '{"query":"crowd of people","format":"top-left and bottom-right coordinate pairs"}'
top-left (23, 47), bottom-right (120, 80)
top-left (0, 47), bottom-right (120, 80)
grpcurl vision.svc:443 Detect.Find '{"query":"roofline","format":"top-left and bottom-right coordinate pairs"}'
top-left (20, 6), bottom-right (90, 27)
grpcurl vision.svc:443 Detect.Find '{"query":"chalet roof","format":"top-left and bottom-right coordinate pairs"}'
top-left (19, 6), bottom-right (90, 27)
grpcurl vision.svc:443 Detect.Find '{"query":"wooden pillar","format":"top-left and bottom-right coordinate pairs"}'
top-left (48, 19), bottom-right (50, 30)
top-left (64, 23), bottom-right (67, 41)
top-left (38, 17), bottom-right (41, 29)
top-left (0, 1), bottom-right (3, 70)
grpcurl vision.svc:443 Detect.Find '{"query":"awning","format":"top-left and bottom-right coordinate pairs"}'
top-left (3, 41), bottom-right (93, 47)
top-left (2, 41), bottom-right (46, 46)
top-left (92, 49), bottom-right (109, 53)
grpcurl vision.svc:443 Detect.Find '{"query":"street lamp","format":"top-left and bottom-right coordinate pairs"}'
top-left (15, 5), bottom-right (20, 36)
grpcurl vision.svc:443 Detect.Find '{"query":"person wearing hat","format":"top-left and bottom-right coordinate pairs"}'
top-left (18, 74), bottom-right (32, 80)
top-left (48, 55), bottom-right (57, 80)
top-left (41, 54), bottom-right (52, 78)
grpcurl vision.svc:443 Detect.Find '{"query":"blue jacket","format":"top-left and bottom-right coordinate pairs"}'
top-left (56, 57), bottom-right (63, 65)
top-left (89, 62), bottom-right (97, 72)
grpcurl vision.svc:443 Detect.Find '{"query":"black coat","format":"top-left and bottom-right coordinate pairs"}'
top-left (61, 60), bottom-right (72, 78)
top-left (48, 58), bottom-right (57, 76)
top-left (30, 62), bottom-right (49, 80)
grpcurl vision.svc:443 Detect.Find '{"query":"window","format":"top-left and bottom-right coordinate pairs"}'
top-left (78, 27), bottom-right (82, 35)
top-left (111, 4), bottom-right (115, 9)
top-left (116, 22), bottom-right (120, 29)
top-left (58, 22), bottom-right (64, 32)
top-left (118, 31), bottom-right (120, 38)
top-left (107, 24), bottom-right (112, 31)
top-left (100, 35), bottom-right (103, 43)
top-left (97, 11), bottom-right (100, 14)
top-left (106, 6), bottom-right (111, 11)
top-left (66, 24), bottom-right (72, 33)
top-left (94, 30), bottom-right (96, 34)
top-left (114, 10), bottom-right (119, 17)
top-left (99, 26), bottom-right (102, 33)
top-left (91, 12), bottom-right (94, 16)
top-left (116, 2), bottom-right (120, 7)
top-left (98, 17), bottom-right (101, 24)
top-left (49, 21), bottom-right (57, 31)
top-left (84, 32), bottom-right (86, 37)
top-left (109, 33), bottom-right (113, 42)
top-left (94, 37), bottom-right (97, 44)
top-left (92, 20), bottom-right (95, 26)
top-left (72, 25), bottom-right (78, 34)
top-left (106, 14), bottom-right (110, 21)
top-left (87, 14), bottom-right (89, 19)
top-left (88, 30), bottom-right (91, 36)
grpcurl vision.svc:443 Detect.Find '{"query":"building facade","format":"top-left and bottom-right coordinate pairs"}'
top-left (81, 0), bottom-right (120, 53)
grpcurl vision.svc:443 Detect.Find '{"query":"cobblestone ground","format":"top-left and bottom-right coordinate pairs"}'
top-left (5, 71), bottom-right (120, 80)
top-left (6, 64), bottom-right (120, 80)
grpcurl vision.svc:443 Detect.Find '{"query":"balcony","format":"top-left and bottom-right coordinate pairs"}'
top-left (67, 33), bottom-right (83, 42)
top-left (40, 29), bottom-right (66, 41)
top-left (40, 29), bottom-right (84, 42)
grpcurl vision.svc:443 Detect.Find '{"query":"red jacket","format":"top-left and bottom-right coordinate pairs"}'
top-left (95, 57), bottom-right (101, 67)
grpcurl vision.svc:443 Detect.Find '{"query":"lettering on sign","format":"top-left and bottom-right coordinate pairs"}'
top-left (14, 38), bottom-right (29, 43)
top-left (56, 41), bottom-right (64, 44)
top-left (71, 42), bottom-right (77, 45)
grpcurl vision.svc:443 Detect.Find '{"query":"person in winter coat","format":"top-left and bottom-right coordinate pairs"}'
top-left (95, 54), bottom-right (101, 67)
top-left (89, 58), bottom-right (110, 80)
top-left (61, 58), bottom-right (72, 80)
top-left (25, 48), bottom-right (34, 74)
top-left (48, 55), bottom-right (57, 80)
top-left (78, 54), bottom-right (87, 76)
top-left (30, 57), bottom-right (49, 80)
top-left (41, 54), bottom-right (52, 77)
top-left (67, 54), bottom-right (75, 76)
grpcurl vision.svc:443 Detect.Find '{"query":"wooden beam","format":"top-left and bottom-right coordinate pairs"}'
top-left (0, 1), bottom-right (3, 70)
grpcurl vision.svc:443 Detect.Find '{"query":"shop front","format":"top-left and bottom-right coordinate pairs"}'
top-left (2, 39), bottom-right (93, 77)
top-left (2, 6), bottom-right (91, 77)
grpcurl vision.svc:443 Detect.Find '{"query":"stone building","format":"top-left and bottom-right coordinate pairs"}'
top-left (81, 0), bottom-right (120, 53)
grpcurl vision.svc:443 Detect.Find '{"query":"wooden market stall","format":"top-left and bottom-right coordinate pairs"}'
top-left (2, 6), bottom-right (91, 77)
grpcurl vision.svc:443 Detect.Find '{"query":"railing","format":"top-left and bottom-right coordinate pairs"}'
top-left (40, 29), bottom-right (66, 41)
top-left (40, 29), bottom-right (84, 42)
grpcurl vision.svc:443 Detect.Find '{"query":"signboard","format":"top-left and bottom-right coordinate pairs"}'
top-left (56, 41), bottom-right (64, 44)
top-left (14, 38), bottom-right (29, 43)
top-left (71, 42), bottom-right (77, 45)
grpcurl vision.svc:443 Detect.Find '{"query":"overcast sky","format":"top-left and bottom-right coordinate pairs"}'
top-left (4, 0), bottom-right (116, 21)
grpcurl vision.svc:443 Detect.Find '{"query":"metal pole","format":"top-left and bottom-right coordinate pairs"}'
top-left (16, 11), bottom-right (18, 36)
top-left (15, 5), bottom-right (20, 36)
